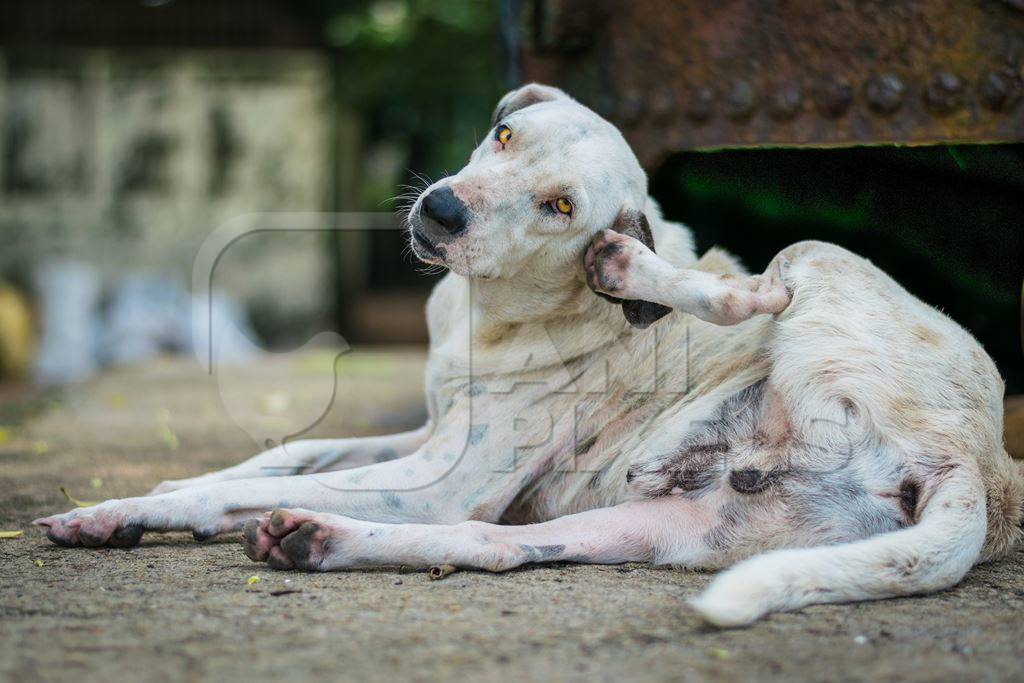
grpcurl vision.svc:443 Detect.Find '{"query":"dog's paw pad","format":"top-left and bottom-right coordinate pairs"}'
top-left (244, 509), bottom-right (341, 571)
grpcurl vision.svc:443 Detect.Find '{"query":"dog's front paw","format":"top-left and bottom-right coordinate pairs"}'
top-left (584, 229), bottom-right (652, 300)
top-left (34, 501), bottom-right (144, 548)
top-left (243, 508), bottom-right (365, 571)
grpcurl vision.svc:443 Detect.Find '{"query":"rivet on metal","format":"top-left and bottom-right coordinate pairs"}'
top-left (979, 68), bottom-right (1022, 111)
top-left (767, 83), bottom-right (802, 121)
top-left (923, 72), bottom-right (963, 114)
top-left (686, 86), bottom-right (716, 123)
top-left (816, 77), bottom-right (853, 118)
top-left (725, 80), bottom-right (757, 120)
top-left (864, 73), bottom-right (905, 115)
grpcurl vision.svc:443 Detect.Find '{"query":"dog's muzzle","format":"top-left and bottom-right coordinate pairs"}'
top-left (417, 186), bottom-right (469, 241)
top-left (411, 186), bottom-right (470, 263)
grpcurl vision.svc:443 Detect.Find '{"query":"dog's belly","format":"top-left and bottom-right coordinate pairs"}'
top-left (495, 313), bottom-right (775, 524)
top-left (504, 371), bottom-right (911, 569)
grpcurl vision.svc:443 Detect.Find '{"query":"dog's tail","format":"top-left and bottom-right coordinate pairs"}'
top-left (689, 459), bottom-right (988, 627)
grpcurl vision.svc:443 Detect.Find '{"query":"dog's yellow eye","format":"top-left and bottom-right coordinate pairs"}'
top-left (554, 197), bottom-right (573, 215)
top-left (495, 124), bottom-right (513, 146)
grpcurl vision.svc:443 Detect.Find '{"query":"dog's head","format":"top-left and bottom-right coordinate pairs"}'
top-left (407, 84), bottom-right (656, 304)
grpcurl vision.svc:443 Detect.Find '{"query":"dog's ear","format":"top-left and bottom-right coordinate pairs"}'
top-left (491, 83), bottom-right (570, 126)
top-left (607, 209), bottom-right (673, 329)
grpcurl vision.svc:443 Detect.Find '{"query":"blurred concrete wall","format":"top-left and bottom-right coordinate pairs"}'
top-left (0, 49), bottom-right (335, 341)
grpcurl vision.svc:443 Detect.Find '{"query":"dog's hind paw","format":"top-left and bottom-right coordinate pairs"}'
top-left (584, 229), bottom-right (652, 300)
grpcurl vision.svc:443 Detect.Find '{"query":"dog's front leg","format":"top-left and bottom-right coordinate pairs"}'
top-left (585, 230), bottom-right (791, 326)
top-left (240, 497), bottom-right (711, 572)
top-left (36, 397), bottom-right (541, 547)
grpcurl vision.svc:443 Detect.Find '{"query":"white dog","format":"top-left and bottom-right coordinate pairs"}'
top-left (37, 84), bottom-right (1023, 626)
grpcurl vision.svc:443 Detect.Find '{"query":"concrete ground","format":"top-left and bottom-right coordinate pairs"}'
top-left (1, 349), bottom-right (1022, 683)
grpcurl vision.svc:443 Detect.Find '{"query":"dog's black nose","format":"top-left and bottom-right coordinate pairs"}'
top-left (420, 186), bottom-right (468, 237)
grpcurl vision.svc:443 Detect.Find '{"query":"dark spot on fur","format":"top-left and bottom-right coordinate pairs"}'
top-left (883, 553), bottom-right (923, 577)
top-left (682, 442), bottom-right (730, 456)
top-left (192, 529), bottom-right (215, 542)
top-left (574, 434), bottom-right (598, 457)
top-left (676, 468), bottom-right (718, 493)
top-left (601, 275), bottom-right (623, 292)
top-left (899, 478), bottom-right (920, 522)
top-left (840, 396), bottom-right (859, 418)
top-left (729, 469), bottom-right (780, 494)
top-left (374, 447), bottom-right (399, 464)
top-left (602, 242), bottom-right (624, 258)
top-left (468, 424), bottom-right (489, 445)
top-left (625, 391), bottom-right (655, 411)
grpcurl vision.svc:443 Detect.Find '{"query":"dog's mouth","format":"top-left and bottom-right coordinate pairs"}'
top-left (410, 229), bottom-right (446, 264)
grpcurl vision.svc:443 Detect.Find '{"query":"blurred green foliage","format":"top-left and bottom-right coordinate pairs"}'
top-left (323, 0), bottom-right (505, 205)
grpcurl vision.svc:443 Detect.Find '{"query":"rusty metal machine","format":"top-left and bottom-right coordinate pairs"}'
top-left (517, 0), bottom-right (1024, 167)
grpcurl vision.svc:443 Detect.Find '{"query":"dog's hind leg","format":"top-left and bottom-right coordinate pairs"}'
top-left (240, 497), bottom-right (716, 572)
top-left (584, 229), bottom-right (790, 326)
top-left (689, 458), bottom-right (988, 626)
top-left (147, 423), bottom-right (432, 494)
